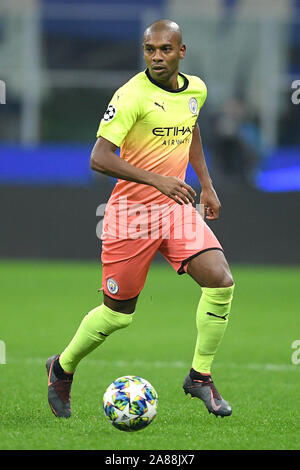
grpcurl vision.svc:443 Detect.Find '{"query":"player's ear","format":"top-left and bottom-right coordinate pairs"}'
top-left (179, 44), bottom-right (186, 60)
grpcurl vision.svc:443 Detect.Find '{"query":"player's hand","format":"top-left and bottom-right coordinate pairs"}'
top-left (153, 174), bottom-right (197, 205)
top-left (200, 186), bottom-right (221, 220)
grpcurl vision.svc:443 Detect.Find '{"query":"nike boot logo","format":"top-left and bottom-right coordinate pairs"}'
top-left (210, 389), bottom-right (222, 411)
top-left (48, 360), bottom-right (54, 386)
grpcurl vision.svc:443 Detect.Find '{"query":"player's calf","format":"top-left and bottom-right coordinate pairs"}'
top-left (46, 304), bottom-right (134, 418)
top-left (183, 283), bottom-right (234, 417)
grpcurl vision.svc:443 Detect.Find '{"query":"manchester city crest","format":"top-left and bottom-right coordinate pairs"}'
top-left (189, 97), bottom-right (198, 115)
top-left (107, 278), bottom-right (119, 295)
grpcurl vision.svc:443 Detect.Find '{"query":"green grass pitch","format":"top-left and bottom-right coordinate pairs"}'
top-left (1, 260), bottom-right (300, 450)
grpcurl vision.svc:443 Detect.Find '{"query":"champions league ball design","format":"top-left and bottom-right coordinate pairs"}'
top-left (103, 376), bottom-right (158, 431)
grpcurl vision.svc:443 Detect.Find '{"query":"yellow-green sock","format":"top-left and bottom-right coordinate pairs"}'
top-left (59, 304), bottom-right (134, 373)
top-left (192, 285), bottom-right (234, 374)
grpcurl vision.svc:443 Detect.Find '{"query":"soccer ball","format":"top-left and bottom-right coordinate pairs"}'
top-left (103, 375), bottom-right (158, 432)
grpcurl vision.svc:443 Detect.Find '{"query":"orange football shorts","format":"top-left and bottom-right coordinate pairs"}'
top-left (100, 199), bottom-right (223, 300)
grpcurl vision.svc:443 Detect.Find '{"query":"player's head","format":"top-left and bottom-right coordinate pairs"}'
top-left (143, 19), bottom-right (186, 85)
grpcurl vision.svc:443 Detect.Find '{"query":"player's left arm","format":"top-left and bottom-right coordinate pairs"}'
top-left (189, 123), bottom-right (221, 220)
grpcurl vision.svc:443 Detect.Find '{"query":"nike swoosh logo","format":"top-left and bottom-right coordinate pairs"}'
top-left (48, 360), bottom-right (54, 387)
top-left (49, 403), bottom-right (58, 416)
top-left (210, 389), bottom-right (222, 411)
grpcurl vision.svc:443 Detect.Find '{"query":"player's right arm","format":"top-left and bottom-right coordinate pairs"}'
top-left (92, 84), bottom-right (195, 204)
top-left (90, 137), bottom-right (196, 205)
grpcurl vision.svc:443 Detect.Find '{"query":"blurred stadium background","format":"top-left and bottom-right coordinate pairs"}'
top-left (0, 0), bottom-right (299, 263)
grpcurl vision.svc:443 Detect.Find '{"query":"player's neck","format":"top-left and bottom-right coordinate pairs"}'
top-left (148, 69), bottom-right (179, 91)
top-left (163, 71), bottom-right (179, 91)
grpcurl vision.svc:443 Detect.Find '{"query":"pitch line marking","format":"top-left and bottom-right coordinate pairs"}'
top-left (6, 357), bottom-right (300, 372)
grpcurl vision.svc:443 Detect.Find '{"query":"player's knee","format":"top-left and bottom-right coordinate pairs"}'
top-left (215, 257), bottom-right (234, 287)
top-left (213, 253), bottom-right (234, 287)
top-left (103, 294), bottom-right (138, 314)
top-left (218, 270), bottom-right (234, 288)
top-left (207, 266), bottom-right (234, 288)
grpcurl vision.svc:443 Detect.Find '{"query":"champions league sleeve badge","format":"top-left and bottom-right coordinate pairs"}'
top-left (189, 97), bottom-right (198, 115)
top-left (103, 104), bottom-right (116, 122)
